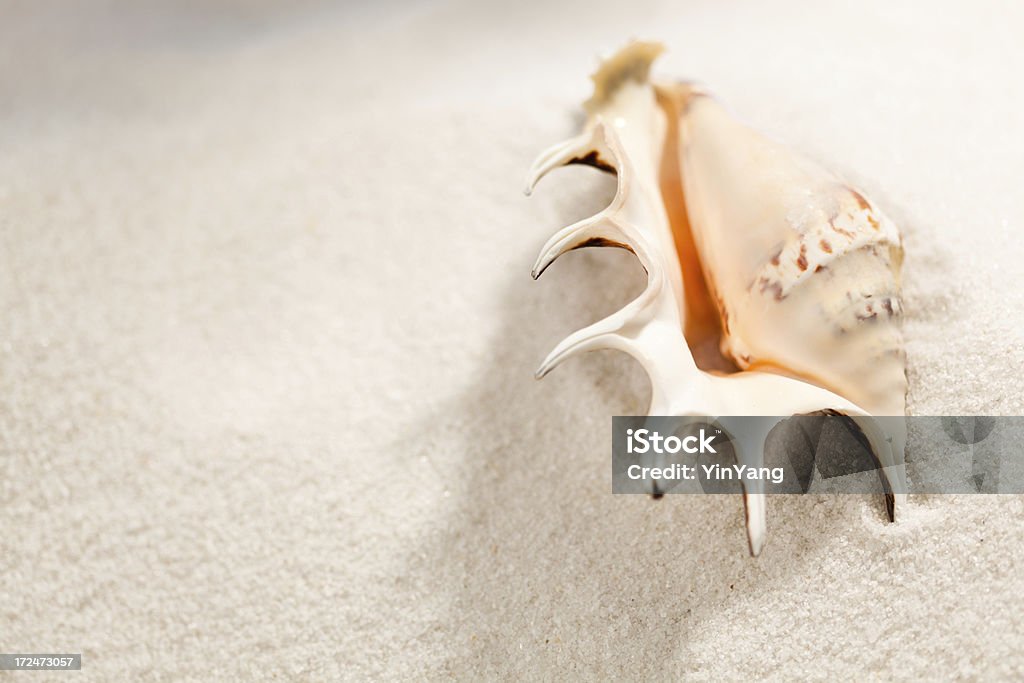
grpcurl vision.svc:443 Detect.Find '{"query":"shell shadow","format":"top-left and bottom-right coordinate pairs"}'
top-left (391, 218), bottom-right (873, 675)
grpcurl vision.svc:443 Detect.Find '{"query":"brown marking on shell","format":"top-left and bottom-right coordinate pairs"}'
top-left (578, 237), bottom-right (632, 251)
top-left (814, 264), bottom-right (825, 273)
top-left (829, 217), bottom-right (856, 239)
top-left (867, 214), bottom-right (880, 230)
top-left (769, 247), bottom-right (782, 266)
top-left (850, 188), bottom-right (871, 210)
top-left (856, 302), bottom-right (878, 322)
top-left (568, 151), bottom-right (617, 175)
top-left (757, 277), bottom-right (785, 301)
top-left (820, 239), bottom-right (832, 253)
top-left (882, 297), bottom-right (903, 317)
top-left (796, 244), bottom-right (808, 271)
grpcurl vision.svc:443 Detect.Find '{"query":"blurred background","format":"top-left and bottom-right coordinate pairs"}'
top-left (2, 1), bottom-right (1024, 679)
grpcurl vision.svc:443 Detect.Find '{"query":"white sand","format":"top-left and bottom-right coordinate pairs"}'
top-left (2, 0), bottom-right (1024, 679)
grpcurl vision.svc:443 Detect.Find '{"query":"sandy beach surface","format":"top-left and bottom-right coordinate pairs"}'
top-left (2, 1), bottom-right (1024, 679)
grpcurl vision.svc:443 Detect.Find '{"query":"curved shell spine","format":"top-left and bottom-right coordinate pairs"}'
top-left (526, 42), bottom-right (908, 556)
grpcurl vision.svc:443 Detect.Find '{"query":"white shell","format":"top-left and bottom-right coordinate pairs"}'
top-left (526, 42), bottom-right (907, 555)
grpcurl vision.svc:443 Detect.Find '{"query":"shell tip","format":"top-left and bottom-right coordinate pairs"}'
top-left (744, 492), bottom-right (768, 557)
top-left (531, 249), bottom-right (555, 280)
top-left (748, 529), bottom-right (766, 557)
top-left (585, 40), bottom-right (665, 113)
top-left (524, 171), bottom-right (539, 196)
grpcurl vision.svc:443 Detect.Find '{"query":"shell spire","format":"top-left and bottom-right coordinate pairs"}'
top-left (526, 41), bottom-right (907, 556)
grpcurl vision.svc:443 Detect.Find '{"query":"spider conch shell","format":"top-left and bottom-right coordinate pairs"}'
top-left (525, 41), bottom-right (907, 556)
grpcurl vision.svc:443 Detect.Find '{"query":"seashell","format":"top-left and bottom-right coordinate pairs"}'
top-left (525, 41), bottom-right (907, 556)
